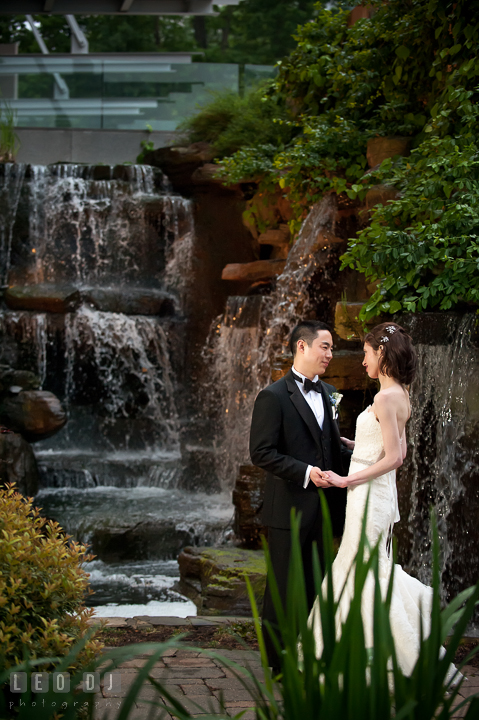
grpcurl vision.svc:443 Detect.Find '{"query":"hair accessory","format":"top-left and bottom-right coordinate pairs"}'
top-left (386, 326), bottom-right (396, 334)
top-left (380, 336), bottom-right (389, 343)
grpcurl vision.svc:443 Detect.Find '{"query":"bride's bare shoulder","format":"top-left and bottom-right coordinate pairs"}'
top-left (373, 387), bottom-right (409, 415)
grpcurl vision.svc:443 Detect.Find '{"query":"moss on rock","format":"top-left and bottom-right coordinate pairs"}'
top-left (176, 546), bottom-right (266, 616)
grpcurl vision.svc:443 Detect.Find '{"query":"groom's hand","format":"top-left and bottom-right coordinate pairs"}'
top-left (310, 466), bottom-right (331, 488)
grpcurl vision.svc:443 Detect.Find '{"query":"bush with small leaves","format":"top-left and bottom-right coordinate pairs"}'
top-left (0, 483), bottom-right (102, 671)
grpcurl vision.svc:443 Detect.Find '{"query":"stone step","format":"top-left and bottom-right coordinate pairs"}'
top-left (4, 284), bottom-right (177, 316)
top-left (221, 259), bottom-right (286, 282)
top-left (257, 224), bottom-right (290, 246)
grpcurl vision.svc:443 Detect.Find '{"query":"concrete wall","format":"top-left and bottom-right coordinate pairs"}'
top-left (15, 128), bottom-right (178, 165)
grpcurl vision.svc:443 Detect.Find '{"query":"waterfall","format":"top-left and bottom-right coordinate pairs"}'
top-left (203, 295), bottom-right (265, 486)
top-left (0, 163), bottom-right (192, 489)
top-left (398, 314), bottom-right (479, 612)
top-left (0, 163), bottom-right (26, 285)
top-left (9, 163), bottom-right (189, 287)
top-left (204, 195), bottom-right (339, 486)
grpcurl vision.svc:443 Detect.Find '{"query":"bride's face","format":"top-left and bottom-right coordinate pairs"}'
top-left (363, 342), bottom-right (380, 378)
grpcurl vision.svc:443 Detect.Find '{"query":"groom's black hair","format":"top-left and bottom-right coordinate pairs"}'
top-left (289, 320), bottom-right (332, 356)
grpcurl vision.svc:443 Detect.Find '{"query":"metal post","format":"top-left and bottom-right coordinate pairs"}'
top-left (25, 15), bottom-right (69, 99)
top-left (65, 15), bottom-right (89, 54)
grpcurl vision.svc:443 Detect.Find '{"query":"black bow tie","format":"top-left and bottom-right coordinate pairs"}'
top-left (292, 371), bottom-right (322, 394)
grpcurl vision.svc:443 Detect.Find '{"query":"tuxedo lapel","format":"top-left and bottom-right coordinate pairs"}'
top-left (285, 371), bottom-right (322, 447)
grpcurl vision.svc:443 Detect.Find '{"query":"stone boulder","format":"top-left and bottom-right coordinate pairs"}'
top-left (5, 284), bottom-right (81, 314)
top-left (242, 186), bottom-right (294, 240)
top-left (365, 184), bottom-right (400, 211)
top-left (0, 390), bottom-right (67, 442)
top-left (142, 142), bottom-right (217, 192)
top-left (366, 137), bottom-right (411, 169)
top-left (334, 301), bottom-right (367, 341)
top-left (176, 546), bottom-right (266, 616)
top-left (348, 4), bottom-right (374, 27)
top-left (191, 163), bottom-right (227, 185)
top-left (0, 365), bottom-right (40, 394)
top-left (221, 259), bottom-right (286, 282)
top-left (257, 224), bottom-right (290, 247)
top-left (83, 287), bottom-right (176, 316)
top-left (232, 465), bottom-right (267, 549)
top-left (0, 431), bottom-right (39, 496)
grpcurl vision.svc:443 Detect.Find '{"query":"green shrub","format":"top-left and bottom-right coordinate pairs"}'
top-left (178, 84), bottom-right (292, 159)
top-left (1, 490), bottom-right (478, 719)
top-left (0, 483), bottom-right (102, 672)
top-left (218, 0), bottom-right (479, 316)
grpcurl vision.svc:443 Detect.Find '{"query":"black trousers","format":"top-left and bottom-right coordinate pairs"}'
top-left (261, 512), bottom-right (324, 670)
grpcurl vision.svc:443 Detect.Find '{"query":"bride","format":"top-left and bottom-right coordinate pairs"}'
top-left (311, 321), bottom-right (457, 678)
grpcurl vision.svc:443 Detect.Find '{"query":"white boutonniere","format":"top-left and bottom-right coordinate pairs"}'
top-left (329, 392), bottom-right (343, 420)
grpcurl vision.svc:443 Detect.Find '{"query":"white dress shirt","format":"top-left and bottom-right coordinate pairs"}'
top-left (292, 365), bottom-right (325, 489)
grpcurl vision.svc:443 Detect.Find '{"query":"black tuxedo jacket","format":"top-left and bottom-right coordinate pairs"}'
top-left (249, 369), bottom-right (350, 536)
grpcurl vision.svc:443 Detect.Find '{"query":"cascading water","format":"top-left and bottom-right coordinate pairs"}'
top-left (0, 163), bottom-right (26, 285)
top-left (203, 193), bottom-right (479, 627)
top-left (0, 162), bottom-right (233, 615)
top-left (204, 195), bottom-right (340, 485)
top-left (396, 313), bottom-right (479, 628)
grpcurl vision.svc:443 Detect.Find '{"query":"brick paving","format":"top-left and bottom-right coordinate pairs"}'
top-left (90, 617), bottom-right (479, 720)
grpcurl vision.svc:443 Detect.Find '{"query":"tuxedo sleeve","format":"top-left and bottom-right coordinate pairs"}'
top-left (249, 388), bottom-right (308, 485)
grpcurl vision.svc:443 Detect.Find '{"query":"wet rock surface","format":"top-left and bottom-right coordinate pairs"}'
top-left (83, 287), bottom-right (176, 316)
top-left (221, 259), bottom-right (286, 282)
top-left (176, 546), bottom-right (266, 616)
top-left (0, 431), bottom-right (39, 496)
top-left (0, 365), bottom-right (40, 393)
top-left (0, 390), bottom-right (66, 441)
top-left (5, 284), bottom-right (81, 313)
top-left (366, 136), bottom-right (411, 168)
top-left (232, 465), bottom-right (266, 549)
top-left (143, 142), bottom-right (217, 192)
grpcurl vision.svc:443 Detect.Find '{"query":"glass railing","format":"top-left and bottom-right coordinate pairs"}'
top-left (0, 54), bottom-right (275, 131)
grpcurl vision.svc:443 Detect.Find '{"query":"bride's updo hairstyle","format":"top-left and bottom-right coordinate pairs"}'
top-left (364, 322), bottom-right (417, 386)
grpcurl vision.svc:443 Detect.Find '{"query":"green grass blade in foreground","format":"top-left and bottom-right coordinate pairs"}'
top-left (464, 697), bottom-right (479, 719)
top-left (283, 510), bottom-right (318, 719)
top-left (408, 513), bottom-right (479, 720)
top-left (245, 573), bottom-right (276, 702)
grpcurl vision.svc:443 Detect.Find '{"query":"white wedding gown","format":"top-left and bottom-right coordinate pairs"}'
top-left (310, 406), bottom-right (457, 679)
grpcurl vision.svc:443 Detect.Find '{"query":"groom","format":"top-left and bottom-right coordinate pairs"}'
top-left (249, 319), bottom-right (350, 671)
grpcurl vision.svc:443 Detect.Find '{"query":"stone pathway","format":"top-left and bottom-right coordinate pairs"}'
top-left (90, 617), bottom-right (479, 720)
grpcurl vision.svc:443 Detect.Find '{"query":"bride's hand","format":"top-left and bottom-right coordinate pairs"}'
top-left (324, 471), bottom-right (349, 488)
top-left (340, 436), bottom-right (355, 450)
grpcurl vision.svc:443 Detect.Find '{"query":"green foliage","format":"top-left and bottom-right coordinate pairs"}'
top-left (342, 136), bottom-right (479, 320)
top-left (179, 84), bottom-right (292, 158)
top-left (0, 102), bottom-right (20, 163)
top-left (1, 493), bottom-right (478, 719)
top-left (244, 496), bottom-right (479, 720)
top-left (197, 0), bottom-right (322, 65)
top-left (0, 484), bottom-right (102, 673)
top-left (220, 0), bottom-right (479, 315)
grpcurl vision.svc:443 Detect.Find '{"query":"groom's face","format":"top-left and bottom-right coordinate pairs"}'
top-left (296, 330), bottom-right (333, 378)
